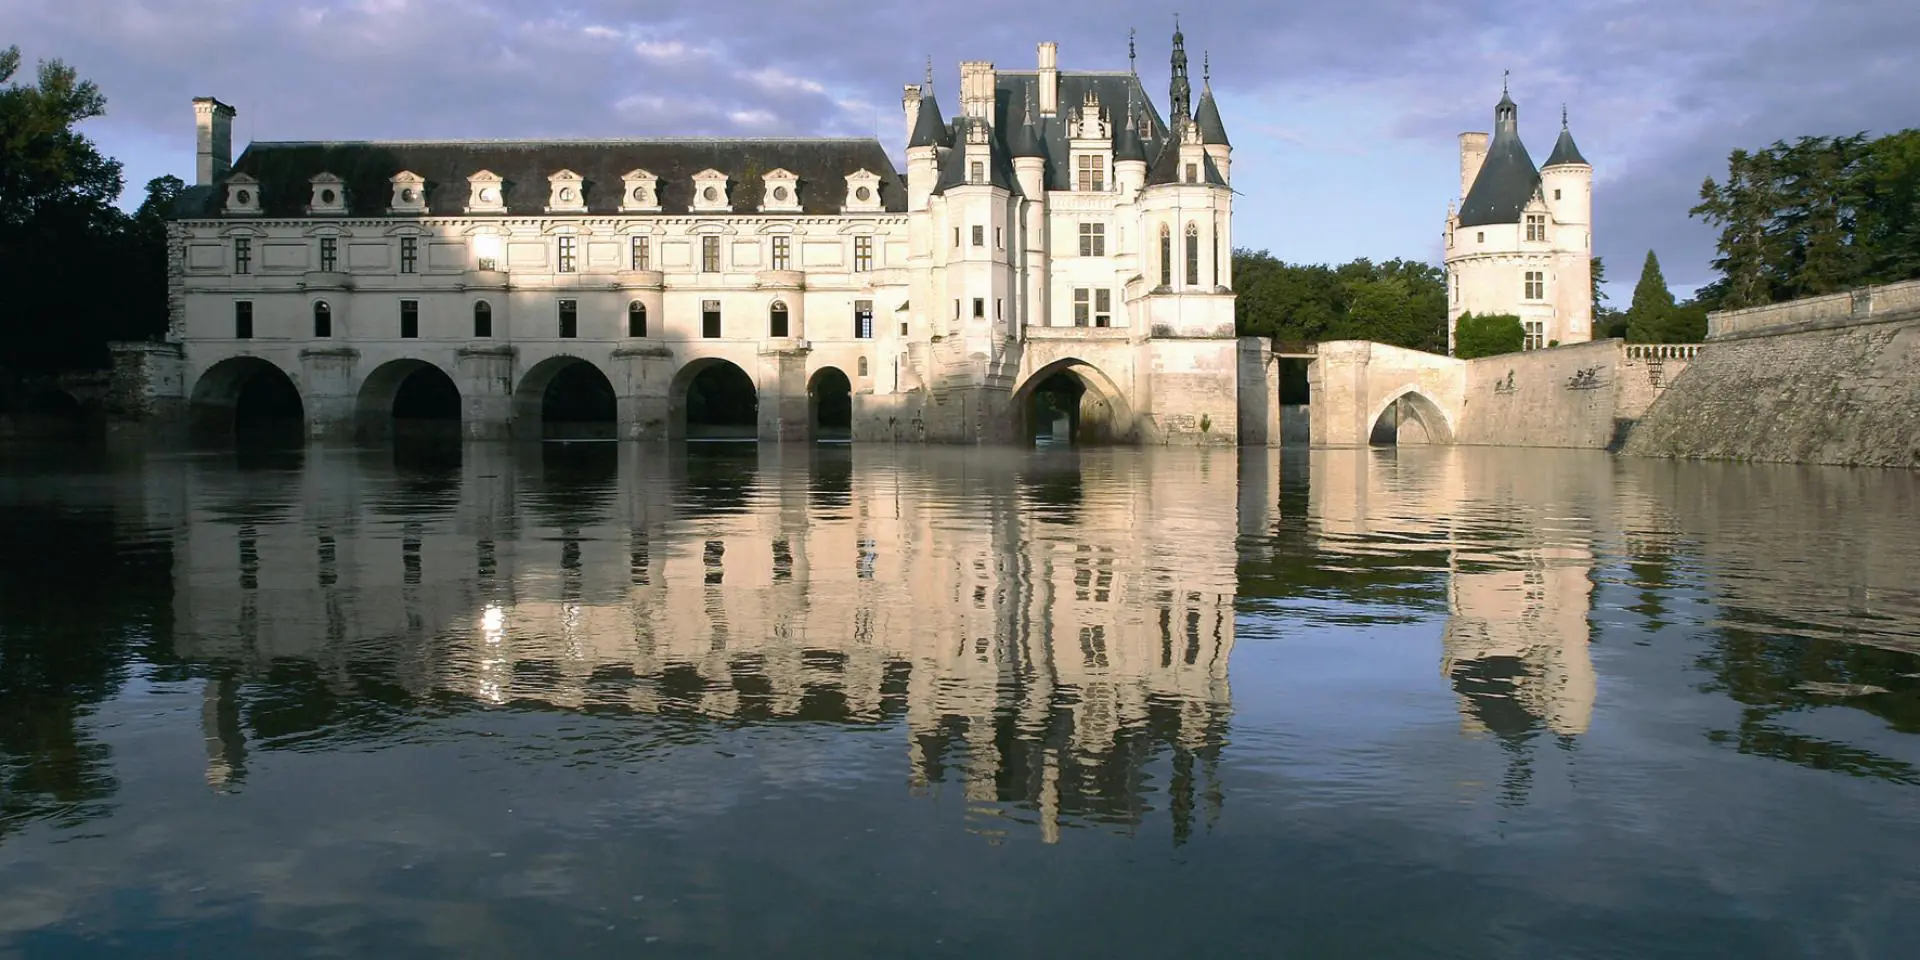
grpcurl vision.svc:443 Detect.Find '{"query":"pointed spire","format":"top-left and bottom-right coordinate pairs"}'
top-left (1009, 83), bottom-right (1044, 159)
top-left (1115, 82), bottom-right (1147, 163)
top-left (1460, 76), bottom-right (1540, 226)
top-left (1545, 103), bottom-right (1588, 167)
top-left (1169, 15), bottom-right (1192, 125)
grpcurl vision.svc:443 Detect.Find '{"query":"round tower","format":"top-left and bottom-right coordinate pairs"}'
top-left (1540, 106), bottom-right (1593, 343)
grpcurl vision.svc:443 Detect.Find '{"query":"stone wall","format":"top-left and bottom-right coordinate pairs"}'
top-left (1458, 340), bottom-right (1693, 449)
top-left (1707, 278), bottom-right (1920, 340)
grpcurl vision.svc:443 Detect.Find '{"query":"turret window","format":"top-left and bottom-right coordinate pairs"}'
top-left (1079, 223), bottom-right (1106, 257)
top-left (1075, 155), bottom-right (1105, 192)
top-left (970, 161), bottom-right (984, 184)
top-left (401, 299), bottom-right (420, 338)
top-left (1185, 223), bottom-right (1200, 286)
top-left (234, 301), bottom-right (252, 339)
top-left (313, 300), bottom-right (331, 338)
top-left (972, 298), bottom-right (985, 319)
top-left (473, 300), bottom-right (493, 338)
top-left (854, 300), bottom-right (873, 339)
top-left (1159, 226), bottom-right (1171, 287)
top-left (972, 225), bottom-right (984, 247)
top-left (629, 301), bottom-right (648, 337)
top-left (703, 299), bottom-right (722, 338)
top-left (1524, 271), bottom-right (1544, 300)
top-left (1525, 215), bottom-right (1546, 242)
top-left (1185, 162), bottom-right (1197, 184)
top-left (557, 299), bottom-right (577, 338)
top-left (769, 301), bottom-right (789, 338)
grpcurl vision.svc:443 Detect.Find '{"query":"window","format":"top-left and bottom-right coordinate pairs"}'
top-left (558, 299), bottom-right (577, 338)
top-left (1525, 214), bottom-right (1546, 242)
top-left (854, 300), bottom-right (873, 339)
top-left (701, 236), bottom-right (720, 272)
top-left (1074, 288), bottom-right (1090, 327)
top-left (1524, 270), bottom-right (1544, 300)
top-left (400, 236), bottom-right (418, 274)
top-left (995, 298), bottom-right (1002, 320)
top-left (1094, 289), bottom-right (1112, 328)
top-left (953, 299), bottom-right (960, 320)
top-left (1075, 154), bottom-right (1104, 191)
top-left (1212, 229), bottom-right (1220, 287)
top-left (1079, 223), bottom-right (1106, 257)
top-left (971, 225), bottom-right (984, 247)
top-left (769, 301), bottom-right (789, 338)
top-left (1159, 225), bottom-right (1171, 287)
top-left (628, 301), bottom-right (647, 337)
top-left (1523, 320), bottom-right (1545, 351)
top-left (993, 227), bottom-right (1002, 250)
top-left (234, 300), bottom-right (253, 338)
top-left (972, 297), bottom-right (984, 319)
top-left (970, 160), bottom-right (984, 184)
top-left (556, 236), bottom-right (576, 273)
top-left (702, 299), bottom-right (722, 338)
top-left (234, 237), bottom-right (251, 275)
top-left (771, 235), bottom-right (791, 271)
top-left (1185, 223), bottom-right (1200, 286)
top-left (854, 235), bottom-right (873, 272)
top-left (401, 299), bottom-right (419, 338)
top-left (857, 356), bottom-right (868, 377)
top-left (1451, 275), bottom-right (1459, 304)
top-left (313, 300), bottom-right (331, 338)
top-left (1554, 189), bottom-right (1562, 200)
top-left (473, 300), bottom-right (493, 338)
top-left (1185, 162), bottom-right (1198, 184)
top-left (630, 236), bottom-right (650, 270)
top-left (318, 237), bottom-right (337, 272)
top-left (1476, 231), bottom-right (1484, 243)
top-left (953, 227), bottom-right (960, 247)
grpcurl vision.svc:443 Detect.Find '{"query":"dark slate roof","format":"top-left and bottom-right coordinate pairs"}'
top-left (1113, 111), bottom-right (1148, 163)
top-left (1007, 89), bottom-right (1045, 159)
top-left (1194, 89), bottom-right (1229, 146)
top-left (908, 93), bottom-right (950, 149)
top-left (1544, 122), bottom-right (1587, 167)
top-left (992, 72), bottom-right (1171, 192)
top-left (1145, 133), bottom-right (1227, 186)
top-left (174, 138), bottom-right (907, 218)
top-left (933, 118), bottom-right (1019, 194)
top-left (1457, 106), bottom-right (1540, 227)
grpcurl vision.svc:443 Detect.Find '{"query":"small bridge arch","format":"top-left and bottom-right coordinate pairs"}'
top-left (188, 355), bottom-right (306, 441)
top-left (1011, 358), bottom-right (1136, 445)
top-left (1367, 386), bottom-right (1455, 445)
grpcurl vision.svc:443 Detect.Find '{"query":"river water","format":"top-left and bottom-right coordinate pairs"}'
top-left (1, 440), bottom-right (1916, 958)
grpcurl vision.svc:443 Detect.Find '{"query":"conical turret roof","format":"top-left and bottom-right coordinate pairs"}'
top-left (1544, 108), bottom-right (1587, 167)
top-left (1457, 85), bottom-right (1540, 227)
top-left (1194, 89), bottom-right (1229, 146)
top-left (908, 91), bottom-right (950, 149)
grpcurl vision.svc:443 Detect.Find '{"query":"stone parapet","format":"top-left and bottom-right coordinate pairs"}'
top-left (1708, 278), bottom-right (1920, 340)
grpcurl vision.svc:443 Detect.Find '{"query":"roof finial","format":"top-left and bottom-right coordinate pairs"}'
top-left (1203, 50), bottom-right (1210, 86)
top-left (925, 56), bottom-right (933, 88)
top-left (1503, 69), bottom-right (1509, 95)
top-left (1561, 102), bottom-right (1569, 128)
top-left (1129, 27), bottom-right (1137, 75)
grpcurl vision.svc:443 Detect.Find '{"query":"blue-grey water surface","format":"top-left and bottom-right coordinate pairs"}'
top-left (1, 440), bottom-right (1917, 958)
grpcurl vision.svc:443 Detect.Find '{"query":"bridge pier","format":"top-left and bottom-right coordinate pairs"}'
top-left (299, 347), bottom-right (359, 442)
top-left (757, 348), bottom-right (810, 442)
top-left (615, 346), bottom-right (674, 441)
top-left (456, 346), bottom-right (515, 441)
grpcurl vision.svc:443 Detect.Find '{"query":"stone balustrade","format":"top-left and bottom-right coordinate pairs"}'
top-left (1624, 343), bottom-right (1702, 361)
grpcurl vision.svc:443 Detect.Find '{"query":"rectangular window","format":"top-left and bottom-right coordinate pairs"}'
top-left (970, 160), bottom-right (984, 183)
top-left (630, 236), bottom-right (650, 271)
top-left (1094, 289), bottom-right (1112, 328)
top-left (1075, 154), bottom-right (1104, 191)
top-left (313, 302), bottom-right (331, 338)
top-left (702, 299), bottom-right (722, 338)
top-left (953, 227), bottom-right (960, 247)
top-left (474, 302), bottom-right (493, 338)
top-left (400, 236), bottom-right (418, 274)
top-left (556, 236), bottom-right (576, 274)
top-left (1185, 229), bottom-right (1200, 286)
top-left (1524, 270), bottom-right (1544, 300)
top-left (701, 236), bottom-right (720, 273)
top-left (953, 299), bottom-right (960, 320)
top-left (233, 300), bottom-right (253, 339)
top-left (1074, 288), bottom-right (1090, 327)
top-left (854, 236), bottom-right (873, 272)
top-left (319, 237), bottom-right (337, 272)
top-left (1525, 214), bottom-right (1546, 242)
top-left (993, 227), bottom-right (1002, 249)
top-left (400, 299), bottom-right (419, 339)
top-left (971, 225), bottom-right (984, 247)
top-left (1523, 320), bottom-right (1545, 351)
top-left (557, 299), bottom-right (578, 338)
top-left (771, 235), bottom-right (791, 271)
top-left (1184, 162), bottom-right (1198, 184)
top-left (1452, 274), bottom-right (1459, 303)
top-left (1079, 223), bottom-right (1106, 257)
top-left (972, 297), bottom-right (985, 319)
top-left (995, 298), bottom-right (1003, 320)
top-left (854, 299), bottom-right (873, 339)
top-left (234, 237), bottom-right (251, 275)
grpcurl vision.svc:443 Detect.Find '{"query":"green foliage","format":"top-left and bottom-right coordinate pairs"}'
top-left (1591, 255), bottom-right (1626, 339)
top-left (1452, 311), bottom-right (1525, 358)
top-left (1691, 130), bottom-right (1920, 309)
top-left (1626, 250), bottom-right (1675, 342)
top-left (1233, 250), bottom-right (1447, 353)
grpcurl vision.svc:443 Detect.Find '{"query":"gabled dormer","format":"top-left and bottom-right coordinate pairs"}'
top-left (843, 169), bottom-right (885, 213)
top-left (466, 170), bottom-right (506, 214)
top-left (1069, 89), bottom-right (1112, 192)
top-left (224, 173), bottom-right (261, 216)
top-left (960, 118), bottom-right (994, 189)
top-left (388, 171), bottom-right (427, 215)
top-left (690, 168), bottom-right (731, 213)
top-left (620, 169), bottom-right (660, 213)
top-left (761, 168), bottom-right (801, 213)
top-left (546, 169), bottom-right (587, 213)
top-left (307, 173), bottom-right (347, 215)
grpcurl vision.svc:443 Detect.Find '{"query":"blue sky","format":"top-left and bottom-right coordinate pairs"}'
top-left (6, 0), bottom-right (1915, 304)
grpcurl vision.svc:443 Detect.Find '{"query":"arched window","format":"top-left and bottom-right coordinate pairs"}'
top-left (1159, 225), bottom-right (1172, 287)
top-left (1185, 222), bottom-right (1200, 286)
top-left (628, 301), bottom-right (647, 338)
top-left (312, 300), bottom-right (331, 338)
top-left (769, 300), bottom-right (790, 338)
top-left (857, 356), bottom-right (868, 377)
top-left (473, 300), bottom-right (493, 338)
top-left (1212, 216), bottom-right (1221, 288)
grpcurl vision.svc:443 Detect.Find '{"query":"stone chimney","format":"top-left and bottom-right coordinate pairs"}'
top-left (959, 61), bottom-right (995, 121)
top-left (902, 84), bottom-right (923, 146)
top-left (1037, 42), bottom-right (1058, 117)
top-left (1458, 131), bottom-right (1488, 201)
top-left (194, 97), bottom-right (236, 186)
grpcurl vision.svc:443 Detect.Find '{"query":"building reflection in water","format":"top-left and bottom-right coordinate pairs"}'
top-left (172, 442), bottom-right (1238, 844)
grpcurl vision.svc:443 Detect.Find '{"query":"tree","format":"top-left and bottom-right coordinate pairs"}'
top-left (1626, 250), bottom-right (1677, 343)
top-left (1232, 250), bottom-right (1447, 352)
top-left (1591, 255), bottom-right (1627, 339)
top-left (1453, 312), bottom-right (1525, 358)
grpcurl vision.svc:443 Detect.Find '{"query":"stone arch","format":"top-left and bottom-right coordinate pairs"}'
top-left (1011, 358), bottom-right (1135, 445)
top-left (312, 299), bottom-right (333, 338)
top-left (1367, 387), bottom-right (1455, 445)
top-left (189, 356), bottom-right (305, 442)
top-left (769, 299), bottom-right (790, 338)
top-left (671, 357), bottom-right (759, 441)
top-left (808, 365), bottom-right (853, 441)
top-left (355, 358), bottom-right (461, 442)
top-left (514, 355), bottom-right (617, 440)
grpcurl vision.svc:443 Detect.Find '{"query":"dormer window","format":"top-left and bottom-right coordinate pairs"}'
top-left (466, 170), bottom-right (506, 214)
top-left (620, 169), bottom-right (660, 213)
top-left (690, 169), bottom-right (731, 213)
top-left (224, 173), bottom-right (261, 215)
top-left (1525, 214), bottom-right (1546, 242)
top-left (842, 169), bottom-right (884, 213)
top-left (1076, 155), bottom-right (1105, 192)
top-left (1184, 162), bottom-right (1198, 184)
top-left (760, 168), bottom-right (801, 213)
top-left (307, 173), bottom-right (347, 215)
top-left (388, 171), bottom-right (427, 214)
top-left (547, 170), bottom-right (587, 213)
top-left (971, 161), bottom-right (985, 184)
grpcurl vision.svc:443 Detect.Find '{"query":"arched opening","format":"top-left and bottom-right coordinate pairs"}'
top-left (769, 301), bottom-right (790, 338)
top-left (312, 300), bottom-right (332, 338)
top-left (516, 357), bottom-right (618, 441)
top-left (674, 359), bottom-right (758, 442)
top-left (808, 366), bottom-right (852, 442)
top-left (1368, 390), bottom-right (1453, 446)
top-left (473, 300), bottom-right (493, 338)
top-left (627, 301), bottom-right (647, 338)
top-left (357, 359), bottom-right (461, 444)
top-left (189, 357), bottom-right (305, 445)
top-left (1013, 360), bottom-right (1131, 446)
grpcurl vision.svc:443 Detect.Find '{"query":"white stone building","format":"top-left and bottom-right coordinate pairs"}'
top-left (148, 29), bottom-right (1251, 445)
top-left (1443, 83), bottom-right (1593, 354)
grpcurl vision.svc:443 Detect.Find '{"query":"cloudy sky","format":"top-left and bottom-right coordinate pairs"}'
top-left (6, 0), bottom-right (1915, 300)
